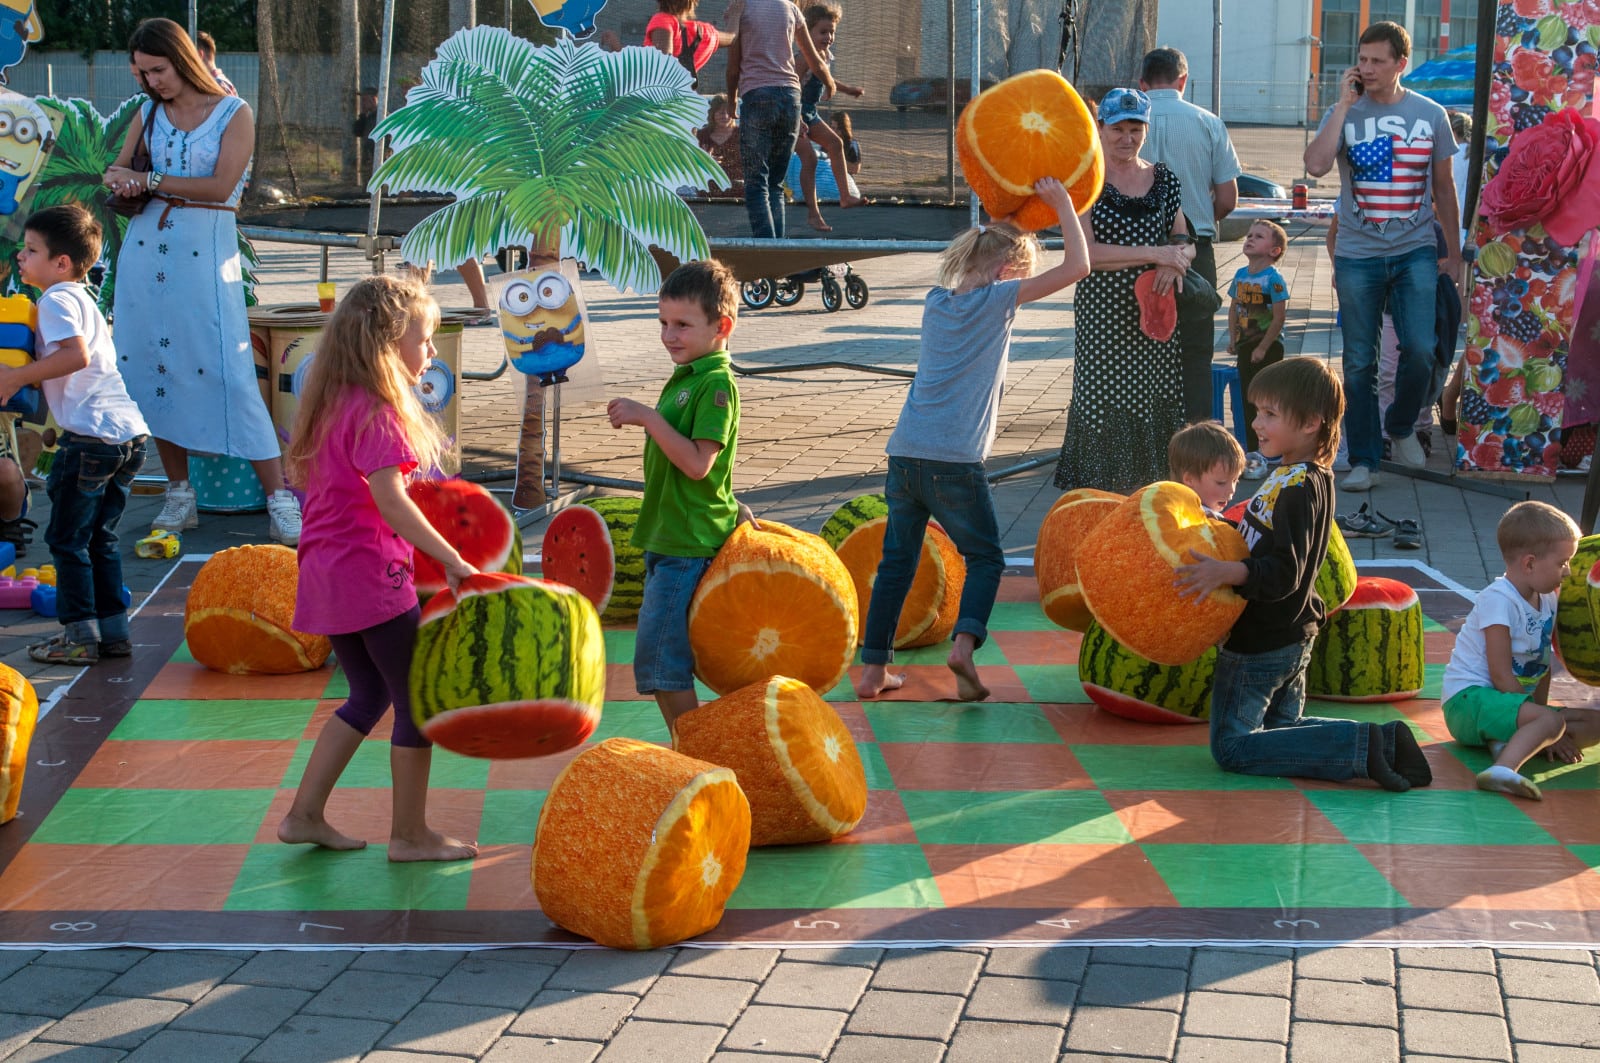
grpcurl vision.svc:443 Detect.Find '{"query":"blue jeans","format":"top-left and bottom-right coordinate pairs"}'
top-left (634, 552), bottom-right (712, 693)
top-left (1334, 244), bottom-right (1439, 470)
top-left (861, 456), bottom-right (1005, 665)
top-left (1209, 640), bottom-right (1369, 781)
top-left (44, 432), bottom-right (147, 637)
top-left (739, 86), bottom-right (801, 240)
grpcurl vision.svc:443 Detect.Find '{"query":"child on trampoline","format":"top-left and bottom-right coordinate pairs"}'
top-left (796, 3), bottom-right (867, 231)
top-left (1175, 358), bottom-right (1427, 792)
top-left (855, 178), bottom-right (1089, 702)
top-left (1167, 420), bottom-right (1245, 518)
top-left (277, 273), bottom-right (479, 863)
top-left (1441, 501), bottom-right (1600, 800)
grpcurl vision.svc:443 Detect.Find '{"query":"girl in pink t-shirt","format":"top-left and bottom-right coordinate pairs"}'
top-left (276, 274), bottom-right (480, 863)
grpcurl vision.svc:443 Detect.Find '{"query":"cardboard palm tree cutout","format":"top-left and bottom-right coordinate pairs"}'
top-left (371, 27), bottom-right (725, 509)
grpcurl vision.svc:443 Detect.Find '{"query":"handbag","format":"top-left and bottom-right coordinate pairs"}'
top-left (1174, 266), bottom-right (1222, 319)
top-left (106, 103), bottom-right (156, 219)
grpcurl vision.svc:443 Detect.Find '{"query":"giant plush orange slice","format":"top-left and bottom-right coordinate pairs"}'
top-left (689, 521), bottom-right (858, 695)
top-left (819, 493), bottom-right (965, 649)
top-left (675, 675), bottom-right (867, 846)
top-left (1078, 482), bottom-right (1248, 666)
top-left (532, 737), bottom-right (751, 949)
top-left (184, 544), bottom-right (331, 675)
top-left (1, 664), bottom-right (38, 824)
top-left (1036, 488), bottom-right (1124, 631)
top-left (957, 68), bottom-right (1104, 231)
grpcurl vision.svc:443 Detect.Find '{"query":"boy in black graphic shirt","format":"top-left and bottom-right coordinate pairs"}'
top-left (1175, 358), bottom-right (1427, 791)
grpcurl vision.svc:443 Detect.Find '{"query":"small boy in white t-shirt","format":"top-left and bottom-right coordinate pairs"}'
top-left (1441, 501), bottom-right (1600, 799)
top-left (0, 205), bottom-right (150, 665)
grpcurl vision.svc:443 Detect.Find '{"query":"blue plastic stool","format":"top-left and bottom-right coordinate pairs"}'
top-left (1211, 363), bottom-right (1247, 446)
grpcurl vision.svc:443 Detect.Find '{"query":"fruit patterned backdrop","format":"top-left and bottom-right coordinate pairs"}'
top-left (1456, 0), bottom-right (1599, 476)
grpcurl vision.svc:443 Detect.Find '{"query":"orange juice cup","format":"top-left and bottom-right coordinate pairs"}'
top-left (317, 282), bottom-right (336, 313)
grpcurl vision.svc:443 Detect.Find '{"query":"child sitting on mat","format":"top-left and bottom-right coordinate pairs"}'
top-left (1168, 420), bottom-right (1245, 517)
top-left (277, 273), bottom-right (478, 862)
top-left (855, 177), bottom-right (1089, 702)
top-left (1441, 501), bottom-right (1600, 800)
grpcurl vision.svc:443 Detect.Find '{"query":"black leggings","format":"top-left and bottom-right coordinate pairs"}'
top-left (329, 605), bottom-right (428, 748)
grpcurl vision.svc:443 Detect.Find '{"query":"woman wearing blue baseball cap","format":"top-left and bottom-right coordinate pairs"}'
top-left (1054, 87), bottom-right (1196, 494)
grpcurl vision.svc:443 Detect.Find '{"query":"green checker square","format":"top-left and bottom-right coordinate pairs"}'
top-left (591, 701), bottom-right (671, 745)
top-left (1566, 846), bottom-right (1600, 873)
top-left (323, 667), bottom-right (349, 700)
top-left (884, 639), bottom-right (1007, 666)
top-left (1420, 663), bottom-right (1444, 700)
top-left (1072, 745), bottom-right (1296, 791)
top-left (111, 700), bottom-right (317, 741)
top-left (1014, 665), bottom-right (1086, 705)
top-left (856, 742), bottom-right (893, 790)
top-left (864, 702), bottom-right (1062, 744)
top-left (1422, 615), bottom-right (1448, 633)
top-left (985, 601), bottom-right (1051, 631)
top-left (1306, 790), bottom-right (1556, 846)
top-left (226, 844), bottom-right (474, 911)
top-left (819, 673), bottom-right (857, 702)
top-left (1526, 756), bottom-right (1600, 791)
top-left (902, 790), bottom-right (1131, 845)
top-left (1143, 843), bottom-right (1407, 908)
top-left (171, 640), bottom-right (196, 664)
top-left (479, 790), bottom-right (547, 846)
top-left (727, 844), bottom-right (942, 909)
top-left (1302, 699), bottom-right (1409, 725)
top-left (31, 789), bottom-right (275, 845)
top-left (281, 741), bottom-right (490, 790)
top-left (603, 629), bottom-right (635, 664)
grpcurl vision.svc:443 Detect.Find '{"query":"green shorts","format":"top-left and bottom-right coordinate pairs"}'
top-left (1442, 685), bottom-right (1545, 746)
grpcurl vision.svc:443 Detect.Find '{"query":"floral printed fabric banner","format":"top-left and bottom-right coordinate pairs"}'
top-left (1456, 0), bottom-right (1598, 477)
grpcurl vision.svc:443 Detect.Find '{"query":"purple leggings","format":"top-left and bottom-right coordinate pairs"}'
top-left (328, 605), bottom-right (428, 748)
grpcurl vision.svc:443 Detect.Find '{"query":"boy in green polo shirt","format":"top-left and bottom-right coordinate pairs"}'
top-left (607, 260), bottom-right (744, 731)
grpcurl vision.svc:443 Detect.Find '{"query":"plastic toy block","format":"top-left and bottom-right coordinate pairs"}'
top-left (0, 293), bottom-right (37, 329)
top-left (0, 577), bottom-right (38, 608)
top-left (35, 564), bottom-right (53, 586)
top-left (0, 348), bottom-right (29, 369)
top-left (31, 583), bottom-right (131, 617)
top-left (0, 541), bottom-right (14, 572)
top-left (0, 324), bottom-right (32, 353)
top-left (135, 529), bottom-right (181, 558)
top-left (1, 386), bottom-right (42, 419)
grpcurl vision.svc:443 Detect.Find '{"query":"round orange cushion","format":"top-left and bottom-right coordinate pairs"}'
top-left (1036, 488), bottom-right (1124, 631)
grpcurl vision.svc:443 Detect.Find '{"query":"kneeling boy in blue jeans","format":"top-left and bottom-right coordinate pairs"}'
top-left (1176, 357), bottom-right (1427, 791)
top-left (607, 260), bottom-right (749, 733)
top-left (0, 205), bottom-right (149, 665)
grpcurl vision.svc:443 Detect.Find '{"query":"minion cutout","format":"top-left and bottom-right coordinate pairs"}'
top-left (526, 0), bottom-right (609, 37)
top-left (0, 1), bottom-right (40, 85)
top-left (0, 93), bottom-right (49, 215)
top-left (498, 267), bottom-right (588, 384)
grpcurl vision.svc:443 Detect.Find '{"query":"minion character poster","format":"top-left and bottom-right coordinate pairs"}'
top-left (370, 25), bottom-right (726, 509)
top-left (0, 1), bottom-right (41, 85)
top-left (0, 87), bottom-right (50, 235)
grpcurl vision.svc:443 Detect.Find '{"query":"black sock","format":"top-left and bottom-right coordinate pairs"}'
top-left (1384, 720), bottom-right (1433, 787)
top-left (1366, 723), bottom-right (1411, 792)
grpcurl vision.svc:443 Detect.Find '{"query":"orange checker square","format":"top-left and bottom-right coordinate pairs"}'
top-left (253, 787), bottom-right (485, 846)
top-left (1106, 791), bottom-right (1349, 845)
top-left (0, 844), bottom-right (250, 911)
top-left (465, 842), bottom-right (537, 910)
top-left (923, 843), bottom-right (1179, 909)
top-left (605, 663), bottom-right (643, 702)
top-left (1425, 630), bottom-right (1454, 665)
top-left (877, 742), bottom-right (1094, 791)
top-left (995, 572), bottom-right (1039, 602)
top-left (143, 660), bottom-right (335, 701)
top-left (834, 790), bottom-right (917, 846)
top-left (486, 747), bottom-right (589, 790)
top-left (990, 628), bottom-right (1081, 666)
top-left (1391, 697), bottom-right (1455, 744)
top-left (847, 665), bottom-right (1029, 703)
top-left (1517, 792), bottom-right (1600, 847)
top-left (1360, 844), bottom-right (1600, 911)
top-left (1043, 704), bottom-right (1210, 747)
top-left (76, 740), bottom-right (301, 790)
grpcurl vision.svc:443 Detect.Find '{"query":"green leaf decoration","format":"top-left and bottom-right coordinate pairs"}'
top-left (372, 27), bottom-right (723, 294)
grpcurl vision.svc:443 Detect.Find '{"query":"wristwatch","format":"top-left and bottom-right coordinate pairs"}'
top-left (147, 171), bottom-right (164, 192)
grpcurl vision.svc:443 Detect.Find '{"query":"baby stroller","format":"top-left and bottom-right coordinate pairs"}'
top-left (741, 263), bottom-right (870, 312)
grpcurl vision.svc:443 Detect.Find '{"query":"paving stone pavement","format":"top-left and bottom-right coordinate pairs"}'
top-left (4, 176), bottom-right (1599, 1059)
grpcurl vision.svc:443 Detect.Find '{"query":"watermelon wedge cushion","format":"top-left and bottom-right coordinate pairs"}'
top-left (542, 497), bottom-right (647, 624)
top-left (1306, 576), bottom-right (1424, 702)
top-left (1078, 620), bottom-right (1214, 723)
top-left (408, 479), bottom-right (524, 598)
top-left (1555, 534), bottom-right (1600, 685)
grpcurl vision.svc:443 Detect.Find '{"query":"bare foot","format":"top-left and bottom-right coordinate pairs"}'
top-left (854, 664), bottom-right (906, 699)
top-left (947, 648), bottom-right (991, 703)
top-left (808, 215), bottom-right (833, 232)
top-left (840, 196), bottom-right (871, 209)
top-left (278, 812), bottom-right (366, 851)
top-left (388, 830), bottom-right (479, 862)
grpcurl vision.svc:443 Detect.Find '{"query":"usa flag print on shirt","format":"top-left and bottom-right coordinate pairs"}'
top-left (1344, 116), bottom-right (1434, 226)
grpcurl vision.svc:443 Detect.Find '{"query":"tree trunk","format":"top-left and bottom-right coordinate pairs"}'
top-left (255, 0), bottom-right (301, 196)
top-left (338, 0), bottom-right (361, 187)
top-left (512, 249), bottom-right (560, 510)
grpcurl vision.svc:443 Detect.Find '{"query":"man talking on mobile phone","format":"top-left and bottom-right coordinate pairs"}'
top-left (1303, 20), bottom-right (1460, 493)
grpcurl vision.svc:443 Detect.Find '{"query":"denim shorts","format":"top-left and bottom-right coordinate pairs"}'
top-left (634, 552), bottom-right (712, 694)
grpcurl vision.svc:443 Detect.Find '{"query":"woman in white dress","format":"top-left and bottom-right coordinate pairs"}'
top-left (103, 18), bottom-right (300, 545)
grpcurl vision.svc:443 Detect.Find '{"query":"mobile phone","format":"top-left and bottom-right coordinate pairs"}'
top-left (1348, 69), bottom-right (1364, 95)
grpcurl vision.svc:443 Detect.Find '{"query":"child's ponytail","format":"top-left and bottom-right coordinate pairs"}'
top-left (937, 222), bottom-right (1039, 290)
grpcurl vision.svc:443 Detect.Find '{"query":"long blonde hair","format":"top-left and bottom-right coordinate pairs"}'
top-left (285, 273), bottom-right (447, 487)
top-left (936, 222), bottom-right (1039, 290)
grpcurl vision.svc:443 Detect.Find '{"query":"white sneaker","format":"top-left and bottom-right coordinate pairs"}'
top-left (1341, 465), bottom-right (1378, 492)
top-left (1333, 436), bottom-right (1351, 472)
top-left (1392, 433), bottom-right (1427, 468)
top-left (267, 490), bottom-right (302, 546)
top-left (1242, 453), bottom-right (1269, 480)
top-left (152, 480), bottom-right (198, 531)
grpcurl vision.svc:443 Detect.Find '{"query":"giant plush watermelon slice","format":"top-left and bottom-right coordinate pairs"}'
top-left (1306, 576), bottom-right (1423, 702)
top-left (1078, 620), bottom-right (1213, 724)
top-left (1223, 499), bottom-right (1356, 615)
top-left (409, 572), bottom-right (603, 758)
top-left (408, 479), bottom-right (523, 598)
top-left (1132, 270), bottom-right (1177, 343)
top-left (1556, 534), bottom-right (1600, 685)
top-left (541, 496), bottom-right (646, 625)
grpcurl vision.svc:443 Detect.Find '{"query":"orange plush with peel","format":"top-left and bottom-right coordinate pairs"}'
top-left (820, 494), bottom-right (964, 649)
top-left (957, 68), bottom-right (1104, 231)
top-left (1, 664), bottom-right (38, 824)
top-left (184, 544), bottom-right (331, 674)
top-left (675, 675), bottom-right (867, 846)
top-left (1036, 488), bottom-right (1124, 631)
top-left (1078, 482), bottom-right (1249, 666)
top-left (532, 737), bottom-right (751, 949)
top-left (689, 521), bottom-right (858, 695)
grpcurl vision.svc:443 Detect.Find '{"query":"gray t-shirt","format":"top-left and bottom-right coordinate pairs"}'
top-left (1139, 89), bottom-right (1241, 239)
top-left (886, 279), bottom-right (1021, 464)
top-left (1318, 89), bottom-right (1456, 258)
top-left (736, 0), bottom-right (803, 94)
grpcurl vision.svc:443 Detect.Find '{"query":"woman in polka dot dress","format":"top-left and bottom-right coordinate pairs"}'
top-left (1054, 89), bottom-right (1194, 494)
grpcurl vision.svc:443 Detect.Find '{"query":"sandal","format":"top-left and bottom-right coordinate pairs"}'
top-left (29, 634), bottom-right (98, 666)
top-left (1335, 502), bottom-right (1392, 539)
top-left (1242, 453), bottom-right (1269, 481)
top-left (1381, 512), bottom-right (1422, 550)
